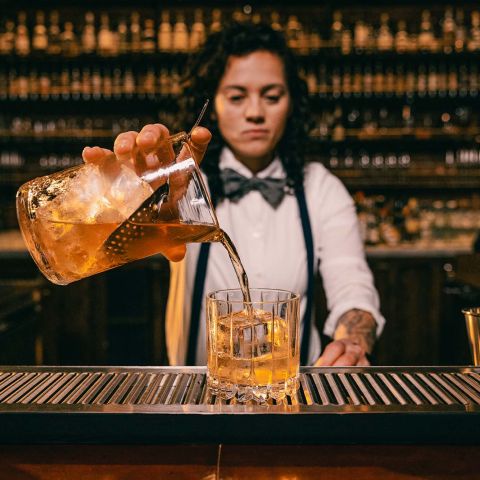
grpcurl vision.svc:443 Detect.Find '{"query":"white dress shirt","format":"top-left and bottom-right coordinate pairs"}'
top-left (166, 147), bottom-right (385, 365)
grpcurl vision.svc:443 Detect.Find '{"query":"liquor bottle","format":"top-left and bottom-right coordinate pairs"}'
top-left (50, 70), bottom-right (60, 99)
top-left (91, 68), bottom-right (102, 99)
top-left (342, 66), bottom-right (352, 96)
top-left (48, 10), bottom-right (62, 55)
top-left (394, 20), bottom-right (409, 53)
top-left (159, 67), bottom-right (169, 95)
top-left (309, 26), bottom-right (322, 53)
top-left (286, 15), bottom-right (302, 51)
top-left (352, 65), bottom-right (362, 95)
top-left (210, 9), bottom-right (222, 33)
top-left (123, 68), bottom-right (135, 97)
top-left (417, 65), bottom-right (427, 96)
top-left (143, 67), bottom-right (155, 98)
top-left (431, 63), bottom-right (441, 96)
top-left (0, 20), bottom-right (15, 54)
top-left (170, 67), bottom-right (181, 95)
top-left (15, 11), bottom-right (30, 56)
top-left (60, 67), bottom-right (70, 99)
top-left (142, 18), bottom-right (156, 53)
top-left (32, 11), bottom-right (48, 52)
top-left (331, 10), bottom-right (343, 48)
top-left (172, 11), bottom-right (189, 52)
top-left (98, 13), bottom-right (115, 56)
top-left (377, 13), bottom-right (393, 51)
top-left (270, 11), bottom-right (282, 32)
top-left (340, 21), bottom-right (353, 54)
top-left (468, 11), bottom-right (480, 51)
top-left (17, 67), bottom-right (29, 99)
top-left (158, 10), bottom-right (172, 52)
top-left (130, 11), bottom-right (142, 53)
top-left (395, 64), bottom-right (405, 95)
top-left (103, 67), bottom-right (112, 99)
top-left (373, 62), bottom-right (384, 95)
top-left (189, 9), bottom-right (206, 51)
top-left (354, 19), bottom-right (370, 52)
top-left (69, 68), bottom-right (80, 99)
top-left (112, 68), bottom-right (123, 98)
top-left (454, 9), bottom-right (467, 52)
top-left (28, 69), bottom-right (38, 99)
top-left (39, 70), bottom-right (50, 99)
top-left (117, 19), bottom-right (128, 54)
top-left (442, 6), bottom-right (456, 54)
top-left (82, 12), bottom-right (96, 54)
top-left (417, 10), bottom-right (436, 52)
top-left (317, 64), bottom-right (328, 97)
top-left (81, 67), bottom-right (92, 99)
top-left (61, 21), bottom-right (78, 57)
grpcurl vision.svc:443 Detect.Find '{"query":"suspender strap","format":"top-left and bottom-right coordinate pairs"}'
top-left (295, 187), bottom-right (315, 365)
top-left (186, 241), bottom-right (211, 365)
top-left (187, 187), bottom-right (315, 366)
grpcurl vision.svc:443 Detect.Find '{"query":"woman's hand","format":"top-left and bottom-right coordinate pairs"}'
top-left (314, 338), bottom-right (370, 366)
top-left (81, 124), bottom-right (212, 263)
top-left (82, 124), bottom-right (211, 172)
top-left (314, 309), bottom-right (376, 366)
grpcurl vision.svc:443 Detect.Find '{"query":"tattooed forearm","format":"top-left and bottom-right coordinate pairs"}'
top-left (333, 309), bottom-right (377, 354)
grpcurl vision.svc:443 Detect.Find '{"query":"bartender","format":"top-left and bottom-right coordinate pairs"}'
top-left (83, 22), bottom-right (385, 366)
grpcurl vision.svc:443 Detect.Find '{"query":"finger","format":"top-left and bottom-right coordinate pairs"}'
top-left (189, 126), bottom-right (212, 164)
top-left (82, 146), bottom-right (113, 164)
top-left (113, 131), bottom-right (138, 164)
top-left (137, 123), bottom-right (171, 156)
top-left (332, 351), bottom-right (362, 367)
top-left (164, 244), bottom-right (186, 262)
top-left (316, 341), bottom-right (346, 367)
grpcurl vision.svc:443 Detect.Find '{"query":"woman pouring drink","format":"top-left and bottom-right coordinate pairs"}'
top-left (83, 22), bottom-right (385, 367)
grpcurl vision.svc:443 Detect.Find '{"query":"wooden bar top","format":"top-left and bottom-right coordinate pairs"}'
top-left (1, 444), bottom-right (479, 480)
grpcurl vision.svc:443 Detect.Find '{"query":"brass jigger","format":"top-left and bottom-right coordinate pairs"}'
top-left (462, 308), bottom-right (480, 366)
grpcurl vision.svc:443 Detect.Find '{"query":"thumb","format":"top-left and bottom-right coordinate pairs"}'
top-left (188, 126), bottom-right (212, 164)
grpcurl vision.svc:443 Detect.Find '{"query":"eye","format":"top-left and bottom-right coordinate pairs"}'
top-left (265, 95), bottom-right (281, 104)
top-left (228, 95), bottom-right (244, 103)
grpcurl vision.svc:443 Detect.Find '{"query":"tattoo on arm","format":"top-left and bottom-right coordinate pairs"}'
top-left (333, 309), bottom-right (377, 354)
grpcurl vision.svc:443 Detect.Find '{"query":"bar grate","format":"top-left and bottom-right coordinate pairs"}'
top-left (1, 366), bottom-right (479, 410)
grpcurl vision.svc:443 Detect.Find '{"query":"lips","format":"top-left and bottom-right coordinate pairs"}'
top-left (242, 129), bottom-right (269, 136)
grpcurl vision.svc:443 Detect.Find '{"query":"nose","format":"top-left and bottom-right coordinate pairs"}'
top-left (244, 97), bottom-right (265, 124)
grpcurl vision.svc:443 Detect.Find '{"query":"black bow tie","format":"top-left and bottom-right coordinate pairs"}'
top-left (220, 168), bottom-right (288, 209)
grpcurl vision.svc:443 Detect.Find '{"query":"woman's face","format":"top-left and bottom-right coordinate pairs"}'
top-left (214, 50), bottom-right (291, 172)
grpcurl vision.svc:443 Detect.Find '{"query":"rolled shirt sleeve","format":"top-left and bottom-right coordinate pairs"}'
top-left (306, 164), bottom-right (386, 339)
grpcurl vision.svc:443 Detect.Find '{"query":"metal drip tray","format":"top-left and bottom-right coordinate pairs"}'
top-left (1, 366), bottom-right (479, 444)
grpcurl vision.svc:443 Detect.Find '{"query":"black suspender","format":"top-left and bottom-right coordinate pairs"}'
top-left (187, 186), bottom-right (315, 365)
top-left (295, 187), bottom-right (315, 365)
top-left (186, 241), bottom-right (211, 365)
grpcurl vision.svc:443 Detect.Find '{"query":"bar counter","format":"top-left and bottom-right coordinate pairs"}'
top-left (0, 365), bottom-right (479, 479)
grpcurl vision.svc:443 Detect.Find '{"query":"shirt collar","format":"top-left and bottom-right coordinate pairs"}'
top-left (219, 146), bottom-right (286, 179)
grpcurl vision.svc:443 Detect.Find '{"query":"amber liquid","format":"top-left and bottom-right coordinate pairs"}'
top-left (32, 212), bottom-right (252, 299)
top-left (209, 309), bottom-right (299, 388)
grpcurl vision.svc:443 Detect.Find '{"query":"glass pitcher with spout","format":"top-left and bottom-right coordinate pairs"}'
top-left (16, 131), bottom-right (219, 285)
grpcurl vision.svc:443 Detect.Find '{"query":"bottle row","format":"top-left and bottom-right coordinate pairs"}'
top-left (355, 193), bottom-right (480, 247)
top-left (324, 148), bottom-right (480, 170)
top-left (2, 146), bottom-right (479, 174)
top-left (0, 67), bottom-right (182, 100)
top-left (304, 61), bottom-right (480, 97)
top-left (3, 62), bottom-right (480, 101)
top-left (312, 105), bottom-right (478, 140)
top-left (1, 7), bottom-right (480, 57)
top-left (1, 107), bottom-right (478, 143)
top-left (0, 115), bottom-right (175, 138)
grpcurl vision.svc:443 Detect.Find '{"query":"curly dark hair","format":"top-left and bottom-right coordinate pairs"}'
top-left (178, 21), bottom-right (313, 201)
